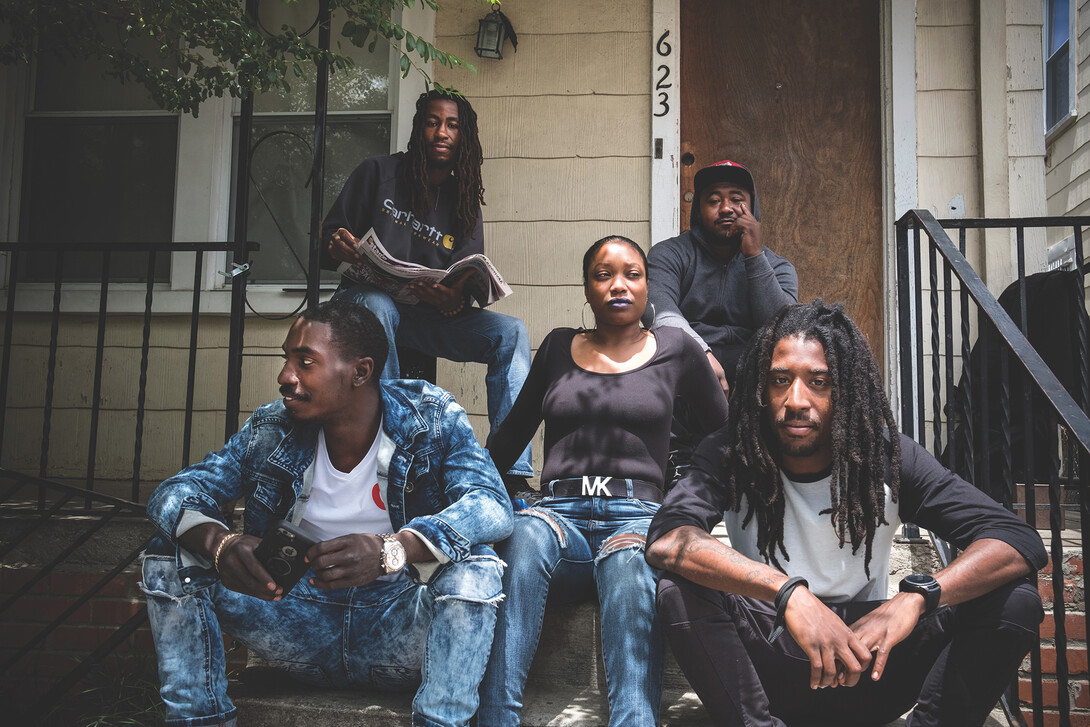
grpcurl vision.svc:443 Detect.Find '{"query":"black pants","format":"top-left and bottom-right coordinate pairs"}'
top-left (657, 574), bottom-right (1042, 727)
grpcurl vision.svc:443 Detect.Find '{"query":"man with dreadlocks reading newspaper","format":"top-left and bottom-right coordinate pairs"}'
top-left (646, 300), bottom-right (1046, 727)
top-left (323, 89), bottom-right (533, 491)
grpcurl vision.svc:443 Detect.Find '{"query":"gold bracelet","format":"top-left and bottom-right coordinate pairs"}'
top-left (213, 532), bottom-right (241, 573)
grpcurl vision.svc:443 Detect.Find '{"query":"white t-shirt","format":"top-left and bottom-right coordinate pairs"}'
top-left (177, 423), bottom-right (447, 579)
top-left (722, 471), bottom-right (902, 602)
top-left (300, 427), bottom-right (393, 542)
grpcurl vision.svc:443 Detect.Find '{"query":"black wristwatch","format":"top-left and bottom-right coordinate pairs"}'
top-left (899, 574), bottom-right (941, 614)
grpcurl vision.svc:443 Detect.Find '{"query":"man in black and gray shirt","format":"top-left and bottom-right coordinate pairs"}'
top-left (646, 300), bottom-right (1045, 727)
top-left (648, 159), bottom-right (798, 394)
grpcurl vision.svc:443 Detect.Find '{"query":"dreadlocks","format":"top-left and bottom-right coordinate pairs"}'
top-left (403, 89), bottom-right (485, 238)
top-left (723, 300), bottom-right (901, 578)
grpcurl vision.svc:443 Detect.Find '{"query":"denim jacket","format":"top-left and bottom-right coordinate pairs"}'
top-left (146, 379), bottom-right (512, 594)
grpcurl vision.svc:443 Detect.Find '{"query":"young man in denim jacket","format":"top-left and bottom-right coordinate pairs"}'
top-left (140, 299), bottom-right (512, 727)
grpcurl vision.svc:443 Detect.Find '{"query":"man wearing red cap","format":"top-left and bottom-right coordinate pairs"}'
top-left (648, 160), bottom-right (798, 393)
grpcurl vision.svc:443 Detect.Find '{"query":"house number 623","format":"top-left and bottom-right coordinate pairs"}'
top-left (654, 30), bottom-right (672, 118)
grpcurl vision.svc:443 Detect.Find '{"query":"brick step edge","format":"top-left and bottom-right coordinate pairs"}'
top-left (1018, 709), bottom-right (1090, 727)
top-left (1026, 639), bottom-right (1089, 675)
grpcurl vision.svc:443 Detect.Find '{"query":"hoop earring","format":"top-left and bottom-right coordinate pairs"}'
top-left (581, 300), bottom-right (594, 330)
top-left (646, 302), bottom-right (657, 329)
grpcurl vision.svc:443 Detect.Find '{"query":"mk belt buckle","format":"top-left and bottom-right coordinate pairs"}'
top-left (580, 476), bottom-right (615, 497)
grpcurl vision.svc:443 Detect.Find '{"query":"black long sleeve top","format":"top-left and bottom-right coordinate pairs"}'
top-left (488, 326), bottom-right (729, 491)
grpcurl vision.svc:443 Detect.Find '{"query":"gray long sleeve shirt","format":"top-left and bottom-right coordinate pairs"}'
top-left (647, 227), bottom-right (798, 381)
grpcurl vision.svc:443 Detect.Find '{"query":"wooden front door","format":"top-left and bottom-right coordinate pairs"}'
top-left (680, 0), bottom-right (883, 363)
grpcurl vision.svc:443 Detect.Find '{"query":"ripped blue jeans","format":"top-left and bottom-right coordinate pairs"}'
top-left (141, 551), bottom-right (504, 727)
top-left (478, 496), bottom-right (663, 727)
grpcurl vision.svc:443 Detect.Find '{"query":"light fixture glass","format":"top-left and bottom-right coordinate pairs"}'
top-left (475, 4), bottom-right (511, 60)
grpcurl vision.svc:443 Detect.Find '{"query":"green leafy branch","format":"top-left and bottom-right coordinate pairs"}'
top-left (338, 0), bottom-right (474, 95)
top-left (0, 0), bottom-right (479, 116)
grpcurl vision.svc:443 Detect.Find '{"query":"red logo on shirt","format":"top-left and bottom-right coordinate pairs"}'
top-left (372, 482), bottom-right (386, 510)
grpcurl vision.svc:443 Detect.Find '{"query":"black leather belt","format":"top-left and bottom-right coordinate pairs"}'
top-left (546, 477), bottom-right (663, 503)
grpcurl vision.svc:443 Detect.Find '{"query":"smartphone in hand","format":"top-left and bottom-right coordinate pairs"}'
top-left (253, 520), bottom-right (319, 592)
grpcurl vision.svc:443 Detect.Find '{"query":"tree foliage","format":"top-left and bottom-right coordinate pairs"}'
top-left (0, 0), bottom-right (475, 115)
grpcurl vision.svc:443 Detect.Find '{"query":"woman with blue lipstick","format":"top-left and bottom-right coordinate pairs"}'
top-left (479, 236), bottom-right (729, 726)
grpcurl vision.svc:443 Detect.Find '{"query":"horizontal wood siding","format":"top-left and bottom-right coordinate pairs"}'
top-left (912, 0), bottom-right (980, 450)
top-left (433, 0), bottom-right (652, 461)
top-left (2, 315), bottom-right (288, 490)
top-left (916, 0), bottom-right (974, 27)
top-left (486, 221), bottom-right (648, 286)
top-left (916, 0), bottom-right (983, 270)
top-left (1046, 0), bottom-right (1090, 240)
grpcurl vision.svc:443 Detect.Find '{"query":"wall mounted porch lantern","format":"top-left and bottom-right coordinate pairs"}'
top-left (475, 2), bottom-right (517, 59)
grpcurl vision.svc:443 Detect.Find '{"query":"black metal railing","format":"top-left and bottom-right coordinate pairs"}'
top-left (0, 240), bottom-right (255, 719)
top-left (0, 472), bottom-right (150, 722)
top-left (896, 210), bottom-right (1090, 727)
top-left (0, 241), bottom-right (256, 503)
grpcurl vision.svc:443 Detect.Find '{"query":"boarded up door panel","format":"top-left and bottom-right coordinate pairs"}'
top-left (680, 0), bottom-right (883, 362)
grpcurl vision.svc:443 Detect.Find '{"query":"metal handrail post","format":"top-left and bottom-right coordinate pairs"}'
top-left (225, 0), bottom-right (259, 441)
top-left (307, 0), bottom-right (331, 310)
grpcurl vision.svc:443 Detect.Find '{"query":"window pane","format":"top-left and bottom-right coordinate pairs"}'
top-left (1048, 0), bottom-right (1071, 56)
top-left (19, 118), bottom-right (177, 282)
top-left (1047, 44), bottom-right (1072, 130)
top-left (253, 0), bottom-right (389, 113)
top-left (34, 37), bottom-right (167, 112)
top-left (238, 116), bottom-right (391, 284)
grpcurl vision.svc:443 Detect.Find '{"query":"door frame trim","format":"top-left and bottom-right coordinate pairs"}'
top-left (650, 0), bottom-right (680, 246)
top-left (882, 0), bottom-right (918, 420)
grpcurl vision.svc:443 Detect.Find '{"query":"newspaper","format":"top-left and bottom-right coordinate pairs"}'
top-left (337, 228), bottom-right (513, 307)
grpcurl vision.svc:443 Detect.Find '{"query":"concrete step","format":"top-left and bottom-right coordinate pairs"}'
top-left (230, 590), bottom-right (1009, 726)
top-left (227, 535), bottom-right (1014, 725)
top-left (0, 514), bottom-right (1061, 725)
top-left (0, 512), bottom-right (153, 571)
top-left (523, 602), bottom-right (691, 692)
top-left (234, 600), bottom-right (707, 725)
top-left (231, 680), bottom-right (711, 726)
top-left (229, 680), bottom-right (1008, 726)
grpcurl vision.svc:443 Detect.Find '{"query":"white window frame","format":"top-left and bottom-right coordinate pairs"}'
top-left (1045, 0), bottom-right (1078, 140)
top-left (1, 2), bottom-right (433, 315)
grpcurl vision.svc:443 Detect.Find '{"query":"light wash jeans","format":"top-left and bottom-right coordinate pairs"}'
top-left (478, 495), bottom-right (664, 727)
top-left (333, 284), bottom-right (533, 477)
top-left (141, 552), bottom-right (504, 727)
